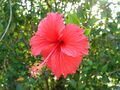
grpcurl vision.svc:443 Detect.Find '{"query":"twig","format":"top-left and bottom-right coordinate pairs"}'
top-left (109, 69), bottom-right (120, 75)
top-left (45, 75), bottom-right (49, 90)
top-left (0, 0), bottom-right (12, 41)
top-left (44, 71), bottom-right (49, 90)
top-left (3, 59), bottom-right (7, 72)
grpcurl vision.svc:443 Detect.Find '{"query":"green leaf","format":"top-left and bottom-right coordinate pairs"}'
top-left (0, 23), bottom-right (3, 35)
top-left (102, 64), bottom-right (108, 73)
top-left (70, 79), bottom-right (76, 88)
top-left (84, 28), bottom-right (91, 36)
top-left (88, 60), bottom-right (93, 66)
top-left (65, 12), bottom-right (80, 25)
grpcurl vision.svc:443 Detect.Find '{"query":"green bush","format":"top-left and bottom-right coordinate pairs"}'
top-left (0, 0), bottom-right (120, 90)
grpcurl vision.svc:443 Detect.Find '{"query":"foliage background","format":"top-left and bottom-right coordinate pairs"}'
top-left (0, 0), bottom-right (120, 90)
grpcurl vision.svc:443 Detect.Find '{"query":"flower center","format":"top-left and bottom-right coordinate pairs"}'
top-left (58, 40), bottom-right (64, 45)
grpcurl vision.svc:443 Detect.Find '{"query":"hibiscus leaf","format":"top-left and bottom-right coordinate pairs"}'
top-left (65, 12), bottom-right (80, 25)
top-left (84, 28), bottom-right (91, 36)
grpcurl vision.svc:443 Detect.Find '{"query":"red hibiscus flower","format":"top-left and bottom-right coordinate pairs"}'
top-left (30, 12), bottom-right (89, 79)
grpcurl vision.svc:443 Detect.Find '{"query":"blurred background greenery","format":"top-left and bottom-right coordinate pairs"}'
top-left (0, 0), bottom-right (120, 90)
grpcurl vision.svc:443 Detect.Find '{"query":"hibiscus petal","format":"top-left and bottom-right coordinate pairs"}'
top-left (30, 35), bottom-right (51, 56)
top-left (36, 12), bottom-right (65, 42)
top-left (42, 47), bottom-right (83, 79)
top-left (61, 53), bottom-right (82, 78)
top-left (41, 44), bottom-right (56, 69)
top-left (61, 24), bottom-right (89, 57)
top-left (30, 12), bottom-right (65, 56)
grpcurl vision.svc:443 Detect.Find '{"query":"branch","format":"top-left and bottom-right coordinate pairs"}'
top-left (0, 0), bottom-right (12, 41)
top-left (45, 76), bottom-right (49, 90)
top-left (44, 71), bottom-right (49, 90)
top-left (109, 69), bottom-right (120, 75)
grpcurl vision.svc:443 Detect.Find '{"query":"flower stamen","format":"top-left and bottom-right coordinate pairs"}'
top-left (30, 44), bottom-right (59, 78)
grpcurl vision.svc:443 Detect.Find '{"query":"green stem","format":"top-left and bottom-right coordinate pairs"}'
top-left (0, 0), bottom-right (12, 41)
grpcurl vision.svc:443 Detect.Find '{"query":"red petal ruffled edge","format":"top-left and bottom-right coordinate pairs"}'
top-left (36, 12), bottom-right (65, 42)
top-left (61, 24), bottom-right (89, 57)
top-left (30, 35), bottom-right (51, 56)
top-left (42, 46), bottom-right (83, 79)
top-left (30, 12), bottom-right (65, 56)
